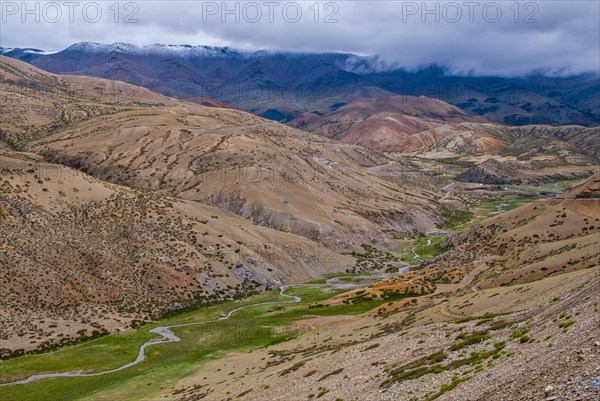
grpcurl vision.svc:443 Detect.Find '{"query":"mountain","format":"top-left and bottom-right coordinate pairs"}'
top-left (7, 42), bottom-right (390, 122)
top-left (0, 57), bottom-right (445, 251)
top-left (560, 174), bottom-right (600, 199)
top-left (421, 172), bottom-right (600, 290)
top-left (155, 175), bottom-right (600, 401)
top-left (363, 67), bottom-right (600, 126)
top-left (183, 96), bottom-right (240, 109)
top-left (413, 123), bottom-right (600, 166)
top-left (456, 158), bottom-right (594, 185)
top-left (289, 95), bottom-right (477, 151)
top-left (0, 55), bottom-right (171, 145)
top-left (1, 47), bottom-right (598, 401)
top-left (6, 42), bottom-right (599, 125)
top-left (289, 95), bottom-right (600, 163)
top-left (0, 56), bottom-right (451, 351)
top-left (31, 101), bottom-right (442, 251)
top-left (0, 48), bottom-right (55, 63)
top-left (0, 150), bottom-right (354, 353)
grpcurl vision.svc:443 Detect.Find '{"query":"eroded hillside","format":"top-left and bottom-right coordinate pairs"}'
top-left (0, 55), bottom-right (172, 145)
top-left (155, 176), bottom-right (600, 401)
top-left (0, 56), bottom-right (446, 355)
top-left (290, 95), bottom-right (599, 165)
top-left (0, 151), bottom-right (351, 354)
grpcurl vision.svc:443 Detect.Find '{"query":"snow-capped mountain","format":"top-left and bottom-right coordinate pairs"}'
top-left (3, 42), bottom-right (598, 125)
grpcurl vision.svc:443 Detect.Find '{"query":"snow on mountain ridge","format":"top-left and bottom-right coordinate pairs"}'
top-left (54, 42), bottom-right (383, 68)
top-left (64, 42), bottom-right (255, 58)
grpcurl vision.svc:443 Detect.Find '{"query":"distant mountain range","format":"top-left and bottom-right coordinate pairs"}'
top-left (3, 42), bottom-right (599, 126)
top-left (288, 95), bottom-right (600, 163)
top-left (2, 50), bottom-right (600, 401)
top-left (0, 55), bottom-right (441, 338)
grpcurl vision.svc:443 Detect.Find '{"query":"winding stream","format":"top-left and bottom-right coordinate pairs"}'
top-left (1, 269), bottom-right (411, 387)
top-left (411, 237), bottom-right (432, 261)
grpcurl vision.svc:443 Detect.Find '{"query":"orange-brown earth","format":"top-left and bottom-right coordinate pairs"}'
top-left (291, 96), bottom-right (599, 165)
top-left (0, 56), bottom-right (445, 353)
top-left (160, 176), bottom-right (599, 401)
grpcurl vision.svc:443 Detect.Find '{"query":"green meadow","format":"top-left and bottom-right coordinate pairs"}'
top-left (0, 284), bottom-right (386, 401)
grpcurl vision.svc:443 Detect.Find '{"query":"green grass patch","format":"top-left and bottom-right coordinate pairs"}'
top-left (424, 375), bottom-right (471, 401)
top-left (400, 235), bottom-right (447, 264)
top-left (0, 280), bottom-right (389, 401)
top-left (280, 361), bottom-right (307, 376)
top-left (382, 351), bottom-right (447, 387)
top-left (450, 331), bottom-right (491, 351)
top-left (439, 208), bottom-right (474, 230)
top-left (451, 194), bottom-right (541, 232)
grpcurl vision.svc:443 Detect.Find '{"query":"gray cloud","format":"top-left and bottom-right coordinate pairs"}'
top-left (1, 1), bottom-right (598, 76)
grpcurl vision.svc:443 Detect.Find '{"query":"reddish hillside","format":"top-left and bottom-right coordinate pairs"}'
top-left (290, 95), bottom-right (478, 151)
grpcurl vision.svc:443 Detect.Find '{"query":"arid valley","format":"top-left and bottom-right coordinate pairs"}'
top-left (1, 3), bottom-right (599, 400)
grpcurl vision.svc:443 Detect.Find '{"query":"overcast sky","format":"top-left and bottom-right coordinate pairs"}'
top-left (1, 1), bottom-right (599, 76)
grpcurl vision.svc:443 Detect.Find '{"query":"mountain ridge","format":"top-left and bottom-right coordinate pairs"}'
top-left (5, 42), bottom-right (598, 126)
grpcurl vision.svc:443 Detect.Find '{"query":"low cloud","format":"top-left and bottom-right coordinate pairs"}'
top-left (1, 1), bottom-right (598, 76)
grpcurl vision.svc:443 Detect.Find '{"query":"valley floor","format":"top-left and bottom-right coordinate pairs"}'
top-left (2, 177), bottom-right (599, 401)
top-left (1, 265), bottom-right (598, 401)
top-left (1, 53), bottom-right (599, 401)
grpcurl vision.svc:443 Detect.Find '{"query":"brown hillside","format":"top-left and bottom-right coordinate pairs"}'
top-left (0, 151), bottom-right (351, 352)
top-left (290, 95), bottom-right (476, 151)
top-left (0, 55), bottom-right (173, 145)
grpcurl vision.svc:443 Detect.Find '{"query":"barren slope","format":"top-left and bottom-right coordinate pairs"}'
top-left (1, 56), bottom-right (443, 251)
top-left (290, 95), bottom-right (599, 164)
top-left (290, 95), bottom-right (476, 151)
top-left (421, 173), bottom-right (600, 292)
top-left (0, 151), bottom-right (351, 353)
top-left (31, 104), bottom-right (442, 250)
top-left (157, 177), bottom-right (600, 401)
top-left (456, 158), bottom-right (594, 185)
top-left (0, 55), bottom-right (172, 145)
top-left (163, 269), bottom-right (599, 401)
top-left (400, 123), bottom-right (599, 166)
